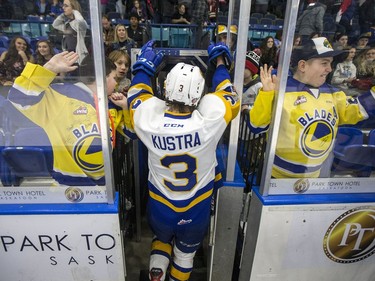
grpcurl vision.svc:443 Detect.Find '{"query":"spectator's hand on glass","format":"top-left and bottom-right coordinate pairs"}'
top-left (44, 51), bottom-right (79, 74)
top-left (260, 64), bottom-right (277, 92)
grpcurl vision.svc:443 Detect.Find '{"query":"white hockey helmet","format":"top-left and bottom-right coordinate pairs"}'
top-left (165, 63), bottom-right (205, 107)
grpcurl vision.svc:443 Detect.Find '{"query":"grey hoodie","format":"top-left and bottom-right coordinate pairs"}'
top-left (296, 2), bottom-right (327, 36)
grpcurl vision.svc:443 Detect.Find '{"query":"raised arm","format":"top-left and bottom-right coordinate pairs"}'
top-left (246, 64), bottom-right (278, 134)
top-left (127, 40), bottom-right (165, 104)
top-left (43, 51), bottom-right (79, 74)
top-left (207, 41), bottom-right (233, 91)
top-left (260, 64), bottom-right (277, 92)
top-left (208, 41), bottom-right (232, 69)
top-left (131, 40), bottom-right (165, 77)
top-left (71, 10), bottom-right (88, 32)
top-left (52, 13), bottom-right (65, 31)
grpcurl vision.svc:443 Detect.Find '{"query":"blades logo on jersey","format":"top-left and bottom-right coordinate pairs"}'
top-left (301, 120), bottom-right (334, 158)
top-left (73, 134), bottom-right (104, 173)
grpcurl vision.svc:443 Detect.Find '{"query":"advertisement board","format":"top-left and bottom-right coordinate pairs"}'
top-left (0, 212), bottom-right (126, 281)
top-left (249, 200), bottom-right (375, 281)
top-left (0, 186), bottom-right (108, 204)
top-left (268, 178), bottom-right (375, 195)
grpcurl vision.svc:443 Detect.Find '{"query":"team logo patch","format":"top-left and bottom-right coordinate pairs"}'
top-left (323, 38), bottom-right (333, 49)
top-left (301, 120), bottom-right (333, 158)
top-left (65, 187), bottom-right (84, 202)
top-left (73, 106), bottom-right (88, 115)
top-left (177, 219), bottom-right (192, 225)
top-left (73, 134), bottom-right (104, 172)
top-left (293, 178), bottom-right (310, 193)
top-left (294, 95), bottom-right (307, 106)
top-left (323, 206), bottom-right (375, 263)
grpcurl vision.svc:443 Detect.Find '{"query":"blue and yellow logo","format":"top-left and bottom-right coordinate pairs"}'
top-left (301, 120), bottom-right (333, 158)
top-left (73, 134), bottom-right (104, 173)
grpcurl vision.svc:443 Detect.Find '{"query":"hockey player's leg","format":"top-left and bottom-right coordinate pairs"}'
top-left (149, 237), bottom-right (172, 281)
top-left (169, 244), bottom-right (196, 281)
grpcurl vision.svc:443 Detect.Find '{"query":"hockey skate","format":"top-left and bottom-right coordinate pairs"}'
top-left (149, 267), bottom-right (164, 281)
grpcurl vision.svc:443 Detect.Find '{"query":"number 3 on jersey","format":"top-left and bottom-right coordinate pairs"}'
top-left (160, 153), bottom-right (197, 192)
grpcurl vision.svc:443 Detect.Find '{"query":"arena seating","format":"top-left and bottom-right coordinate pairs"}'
top-left (250, 13), bottom-right (263, 20)
top-left (2, 127), bottom-right (52, 178)
top-left (331, 127), bottom-right (375, 177)
top-left (0, 36), bottom-right (9, 48)
top-left (151, 26), bottom-right (170, 47)
top-left (0, 99), bottom-right (53, 185)
top-left (0, 19), bottom-right (284, 51)
top-left (259, 18), bottom-right (273, 26)
top-left (169, 27), bottom-right (191, 48)
top-left (263, 14), bottom-right (277, 21)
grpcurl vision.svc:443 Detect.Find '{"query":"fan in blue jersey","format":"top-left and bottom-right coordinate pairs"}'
top-left (127, 40), bottom-right (240, 281)
top-left (6, 51), bottom-right (130, 186)
top-left (247, 37), bottom-right (375, 178)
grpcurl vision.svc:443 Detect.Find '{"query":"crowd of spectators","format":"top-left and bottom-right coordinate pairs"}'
top-left (0, 0), bottom-right (374, 96)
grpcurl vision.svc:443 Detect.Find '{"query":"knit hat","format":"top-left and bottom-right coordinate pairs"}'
top-left (291, 37), bottom-right (343, 67)
top-left (245, 51), bottom-right (260, 74)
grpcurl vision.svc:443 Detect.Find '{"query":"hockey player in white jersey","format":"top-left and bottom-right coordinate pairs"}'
top-left (127, 40), bottom-right (240, 281)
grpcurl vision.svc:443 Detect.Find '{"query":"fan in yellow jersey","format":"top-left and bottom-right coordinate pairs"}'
top-left (247, 37), bottom-right (375, 178)
top-left (6, 51), bottom-right (129, 185)
top-left (127, 40), bottom-right (239, 281)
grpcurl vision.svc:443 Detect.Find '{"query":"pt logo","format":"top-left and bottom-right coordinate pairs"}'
top-left (323, 206), bottom-right (375, 263)
top-left (65, 187), bottom-right (84, 202)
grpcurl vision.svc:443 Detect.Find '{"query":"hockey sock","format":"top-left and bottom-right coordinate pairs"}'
top-left (169, 244), bottom-right (196, 281)
top-left (149, 237), bottom-right (173, 281)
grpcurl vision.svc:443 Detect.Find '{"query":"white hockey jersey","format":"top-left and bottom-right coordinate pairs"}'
top-left (127, 66), bottom-right (240, 212)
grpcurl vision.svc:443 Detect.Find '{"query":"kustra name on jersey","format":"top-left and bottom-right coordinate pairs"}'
top-left (152, 132), bottom-right (201, 151)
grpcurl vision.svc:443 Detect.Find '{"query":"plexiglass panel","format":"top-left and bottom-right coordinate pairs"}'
top-left (0, 0), bottom-right (116, 204)
top-left (232, 0), bottom-right (375, 196)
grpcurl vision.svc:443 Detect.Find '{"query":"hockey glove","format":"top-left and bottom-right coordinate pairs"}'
top-left (132, 40), bottom-right (165, 76)
top-left (208, 42), bottom-right (232, 69)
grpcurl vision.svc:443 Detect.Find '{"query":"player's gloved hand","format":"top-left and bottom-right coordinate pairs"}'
top-left (208, 42), bottom-right (232, 69)
top-left (132, 40), bottom-right (165, 76)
